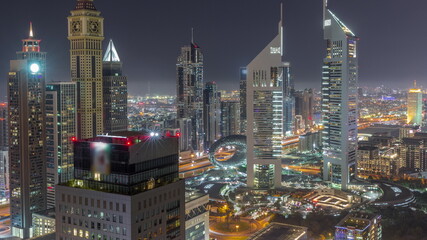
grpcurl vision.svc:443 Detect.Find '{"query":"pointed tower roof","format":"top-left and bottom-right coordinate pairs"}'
top-left (328, 9), bottom-right (355, 37)
top-left (75, 0), bottom-right (97, 11)
top-left (29, 22), bottom-right (34, 38)
top-left (103, 39), bottom-right (120, 62)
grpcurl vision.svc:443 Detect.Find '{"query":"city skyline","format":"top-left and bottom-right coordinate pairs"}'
top-left (1, 0), bottom-right (427, 99)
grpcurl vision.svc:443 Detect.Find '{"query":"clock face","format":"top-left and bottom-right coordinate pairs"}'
top-left (88, 20), bottom-right (100, 34)
top-left (71, 21), bottom-right (81, 33)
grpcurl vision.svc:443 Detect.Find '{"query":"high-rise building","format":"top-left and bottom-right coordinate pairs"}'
top-left (176, 37), bottom-right (204, 152)
top-left (185, 190), bottom-right (209, 240)
top-left (220, 100), bottom-right (240, 137)
top-left (335, 212), bottom-right (382, 240)
top-left (0, 103), bottom-right (8, 195)
top-left (103, 39), bottom-right (128, 133)
top-left (68, 0), bottom-right (104, 139)
top-left (177, 118), bottom-right (192, 152)
top-left (8, 23), bottom-right (47, 239)
top-left (294, 89), bottom-right (314, 130)
top-left (246, 5), bottom-right (285, 189)
top-left (56, 131), bottom-right (185, 240)
top-left (239, 68), bottom-right (247, 134)
top-left (407, 81), bottom-right (422, 126)
top-left (283, 63), bottom-right (294, 136)
top-left (322, 1), bottom-right (359, 190)
top-left (203, 82), bottom-right (221, 148)
top-left (0, 103), bottom-right (7, 148)
top-left (45, 82), bottom-right (77, 209)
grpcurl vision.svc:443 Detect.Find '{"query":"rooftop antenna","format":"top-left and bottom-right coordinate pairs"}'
top-left (191, 28), bottom-right (194, 43)
top-left (323, 0), bottom-right (328, 29)
top-left (414, 80), bottom-right (417, 88)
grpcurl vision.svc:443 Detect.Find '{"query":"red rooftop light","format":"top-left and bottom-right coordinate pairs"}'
top-left (71, 137), bottom-right (77, 142)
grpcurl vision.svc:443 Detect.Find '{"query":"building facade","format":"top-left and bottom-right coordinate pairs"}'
top-left (185, 191), bottom-right (209, 240)
top-left (103, 39), bottom-right (128, 134)
top-left (407, 82), bottom-right (422, 126)
top-left (283, 63), bottom-right (294, 136)
top-left (335, 212), bottom-right (382, 240)
top-left (0, 103), bottom-right (9, 195)
top-left (56, 132), bottom-right (185, 240)
top-left (68, 0), bottom-right (105, 139)
top-left (220, 100), bottom-right (240, 137)
top-left (45, 82), bottom-right (77, 209)
top-left (322, 1), bottom-right (359, 190)
top-left (8, 24), bottom-right (47, 239)
top-left (246, 5), bottom-right (285, 189)
top-left (203, 82), bottom-right (221, 149)
top-left (294, 89), bottom-right (314, 131)
top-left (176, 40), bottom-right (204, 152)
top-left (239, 68), bottom-right (247, 134)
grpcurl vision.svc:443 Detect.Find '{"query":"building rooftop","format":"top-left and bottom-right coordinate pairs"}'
top-left (248, 222), bottom-right (307, 240)
top-left (336, 212), bottom-right (380, 231)
top-left (185, 189), bottom-right (208, 203)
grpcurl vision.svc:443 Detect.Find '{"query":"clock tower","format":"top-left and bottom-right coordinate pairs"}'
top-left (68, 0), bottom-right (104, 139)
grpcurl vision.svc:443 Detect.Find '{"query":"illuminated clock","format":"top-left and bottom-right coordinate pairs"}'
top-left (71, 21), bottom-right (81, 33)
top-left (30, 63), bottom-right (40, 73)
top-left (88, 20), bottom-right (100, 34)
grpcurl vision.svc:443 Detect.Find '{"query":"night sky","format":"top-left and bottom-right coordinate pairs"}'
top-left (1, 0), bottom-right (427, 100)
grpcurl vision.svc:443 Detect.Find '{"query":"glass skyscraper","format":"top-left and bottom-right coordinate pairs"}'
top-left (322, 1), bottom-right (359, 190)
top-left (8, 24), bottom-right (47, 239)
top-left (246, 5), bottom-right (285, 189)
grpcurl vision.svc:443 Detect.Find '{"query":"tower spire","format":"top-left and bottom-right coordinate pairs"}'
top-left (191, 28), bottom-right (194, 44)
top-left (29, 22), bottom-right (33, 38)
top-left (323, 0), bottom-right (328, 28)
top-left (414, 80), bottom-right (417, 88)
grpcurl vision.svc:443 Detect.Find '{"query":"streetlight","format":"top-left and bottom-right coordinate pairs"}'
top-left (236, 225), bottom-right (239, 232)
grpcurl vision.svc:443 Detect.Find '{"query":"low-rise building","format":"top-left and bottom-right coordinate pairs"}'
top-left (335, 212), bottom-right (382, 240)
top-left (185, 190), bottom-right (209, 240)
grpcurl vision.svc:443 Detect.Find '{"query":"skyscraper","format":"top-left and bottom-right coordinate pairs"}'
top-left (0, 103), bottom-right (7, 148)
top-left (322, 0), bottom-right (359, 190)
top-left (68, 0), bottom-right (104, 139)
top-left (0, 103), bottom-right (8, 196)
top-left (283, 63), bottom-right (294, 136)
top-left (103, 39), bottom-right (128, 133)
top-left (203, 82), bottom-right (221, 148)
top-left (8, 23), bottom-right (46, 239)
top-left (294, 89), bottom-right (314, 130)
top-left (176, 36), bottom-right (204, 152)
top-left (220, 100), bottom-right (240, 137)
top-left (56, 131), bottom-right (185, 240)
top-left (239, 68), bottom-right (247, 134)
top-left (45, 82), bottom-right (77, 209)
top-left (246, 5), bottom-right (285, 189)
top-left (407, 81), bottom-right (422, 126)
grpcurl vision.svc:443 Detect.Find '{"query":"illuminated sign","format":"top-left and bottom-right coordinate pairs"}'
top-left (91, 142), bottom-right (111, 175)
top-left (270, 47), bottom-right (281, 55)
top-left (30, 63), bottom-right (40, 73)
top-left (324, 19), bottom-right (331, 27)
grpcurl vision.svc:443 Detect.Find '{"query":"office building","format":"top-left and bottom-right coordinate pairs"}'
top-left (103, 39), bottom-right (128, 133)
top-left (246, 4), bottom-right (285, 189)
top-left (68, 0), bottom-right (104, 139)
top-left (176, 36), bottom-right (204, 152)
top-left (185, 191), bottom-right (209, 240)
top-left (294, 89), bottom-right (314, 130)
top-left (322, 1), bottom-right (359, 190)
top-left (399, 136), bottom-right (427, 172)
top-left (203, 82), bottom-right (221, 149)
top-left (0, 103), bottom-right (7, 148)
top-left (32, 209), bottom-right (56, 238)
top-left (220, 100), bottom-right (240, 137)
top-left (239, 68), bottom-right (247, 134)
top-left (357, 146), bottom-right (391, 177)
top-left (56, 131), bottom-right (185, 240)
top-left (407, 81), bottom-right (422, 126)
top-left (0, 103), bottom-right (9, 195)
top-left (45, 82), bottom-right (77, 209)
top-left (282, 63), bottom-right (294, 136)
top-left (335, 212), bottom-right (382, 240)
top-left (8, 23), bottom-right (47, 239)
top-left (299, 131), bottom-right (322, 153)
top-left (177, 118), bottom-right (192, 152)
